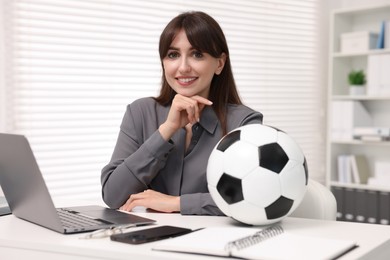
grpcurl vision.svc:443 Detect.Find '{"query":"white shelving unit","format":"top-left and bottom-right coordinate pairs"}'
top-left (327, 4), bottom-right (390, 190)
top-left (327, 4), bottom-right (390, 224)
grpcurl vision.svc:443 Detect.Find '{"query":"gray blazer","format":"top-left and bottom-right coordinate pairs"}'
top-left (101, 97), bottom-right (263, 215)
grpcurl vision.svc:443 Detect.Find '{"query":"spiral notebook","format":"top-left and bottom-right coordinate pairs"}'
top-left (153, 226), bottom-right (357, 260)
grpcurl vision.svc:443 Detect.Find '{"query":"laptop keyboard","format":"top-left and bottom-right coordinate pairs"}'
top-left (57, 209), bottom-right (108, 228)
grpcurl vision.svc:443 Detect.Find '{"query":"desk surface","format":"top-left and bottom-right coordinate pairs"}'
top-left (1, 201), bottom-right (390, 260)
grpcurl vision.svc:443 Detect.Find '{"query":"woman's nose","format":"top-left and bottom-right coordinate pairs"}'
top-left (178, 57), bottom-right (191, 73)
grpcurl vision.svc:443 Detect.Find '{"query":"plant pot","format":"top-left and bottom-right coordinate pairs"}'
top-left (349, 85), bottom-right (366, 95)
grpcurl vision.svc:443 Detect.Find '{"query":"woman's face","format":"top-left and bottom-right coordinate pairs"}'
top-left (163, 29), bottom-right (225, 99)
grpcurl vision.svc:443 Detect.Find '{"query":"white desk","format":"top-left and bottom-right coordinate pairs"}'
top-left (1, 202), bottom-right (390, 260)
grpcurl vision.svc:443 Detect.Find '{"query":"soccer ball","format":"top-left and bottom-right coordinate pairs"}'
top-left (207, 124), bottom-right (308, 225)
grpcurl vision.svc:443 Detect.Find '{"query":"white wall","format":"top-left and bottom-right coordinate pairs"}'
top-left (0, 1), bottom-right (3, 196)
top-left (0, 2), bottom-right (6, 133)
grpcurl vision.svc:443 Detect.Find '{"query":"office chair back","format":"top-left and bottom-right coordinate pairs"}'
top-left (290, 179), bottom-right (337, 221)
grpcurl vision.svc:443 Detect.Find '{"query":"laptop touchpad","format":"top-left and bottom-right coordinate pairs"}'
top-left (64, 205), bottom-right (155, 225)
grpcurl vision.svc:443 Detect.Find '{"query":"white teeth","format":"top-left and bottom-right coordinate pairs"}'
top-left (178, 78), bottom-right (196, 83)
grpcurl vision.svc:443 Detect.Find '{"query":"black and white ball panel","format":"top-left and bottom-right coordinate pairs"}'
top-left (242, 167), bottom-right (282, 207)
top-left (216, 173), bottom-right (244, 205)
top-left (238, 124), bottom-right (278, 147)
top-left (277, 130), bottom-right (305, 163)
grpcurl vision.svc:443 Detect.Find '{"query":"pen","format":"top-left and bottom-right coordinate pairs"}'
top-left (191, 228), bottom-right (205, 233)
top-left (80, 224), bottom-right (138, 239)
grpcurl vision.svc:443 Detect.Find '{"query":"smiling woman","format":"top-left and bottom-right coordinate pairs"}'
top-left (101, 11), bottom-right (263, 216)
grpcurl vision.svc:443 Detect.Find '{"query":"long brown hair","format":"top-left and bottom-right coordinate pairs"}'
top-left (154, 11), bottom-right (242, 135)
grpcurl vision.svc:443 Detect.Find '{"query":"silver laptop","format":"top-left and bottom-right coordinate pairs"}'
top-left (0, 133), bottom-right (155, 234)
top-left (0, 196), bottom-right (11, 216)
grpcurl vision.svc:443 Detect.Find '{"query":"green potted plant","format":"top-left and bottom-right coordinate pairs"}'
top-left (348, 70), bottom-right (366, 95)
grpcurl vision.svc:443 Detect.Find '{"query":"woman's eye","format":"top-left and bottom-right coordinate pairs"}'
top-left (167, 52), bottom-right (179, 59)
top-left (193, 51), bottom-right (203, 58)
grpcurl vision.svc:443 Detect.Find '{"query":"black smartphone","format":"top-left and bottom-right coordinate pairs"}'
top-left (110, 225), bottom-right (193, 245)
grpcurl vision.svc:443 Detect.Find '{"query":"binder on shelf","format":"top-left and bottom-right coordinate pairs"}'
top-left (153, 226), bottom-right (357, 260)
top-left (344, 188), bottom-right (355, 222)
top-left (378, 192), bottom-right (390, 225)
top-left (385, 20), bottom-right (390, 49)
top-left (367, 54), bottom-right (390, 96)
top-left (349, 155), bottom-right (360, 183)
top-left (350, 155), bottom-right (370, 184)
top-left (354, 189), bottom-right (367, 223)
top-left (331, 186), bottom-right (345, 221)
top-left (366, 190), bottom-right (379, 224)
top-left (376, 21), bottom-right (385, 49)
top-left (331, 101), bottom-right (372, 140)
top-left (337, 155), bottom-right (352, 183)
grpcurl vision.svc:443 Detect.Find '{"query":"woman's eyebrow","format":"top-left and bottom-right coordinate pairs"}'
top-left (168, 46), bottom-right (196, 51)
top-left (168, 46), bottom-right (179, 51)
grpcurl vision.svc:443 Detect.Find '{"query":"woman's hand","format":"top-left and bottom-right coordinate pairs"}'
top-left (119, 189), bottom-right (180, 213)
top-left (159, 94), bottom-right (212, 141)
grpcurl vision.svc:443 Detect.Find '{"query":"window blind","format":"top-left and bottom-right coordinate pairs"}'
top-left (3, 0), bottom-right (324, 201)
